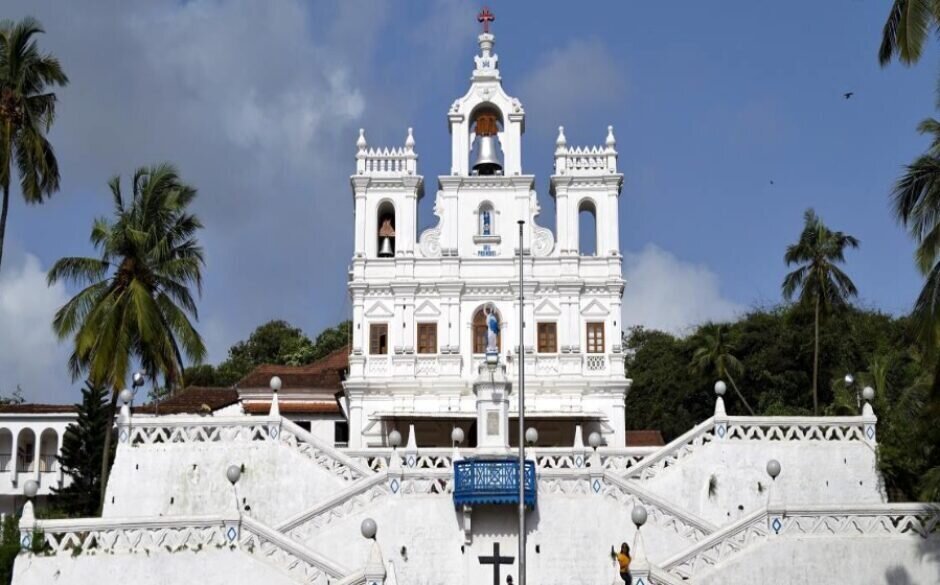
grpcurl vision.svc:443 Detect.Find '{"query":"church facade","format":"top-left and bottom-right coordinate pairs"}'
top-left (345, 27), bottom-right (628, 448)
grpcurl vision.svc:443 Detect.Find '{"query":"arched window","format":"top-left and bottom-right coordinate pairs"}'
top-left (377, 201), bottom-right (396, 258)
top-left (16, 428), bottom-right (35, 472)
top-left (472, 305), bottom-right (501, 353)
top-left (479, 203), bottom-right (495, 236)
top-left (0, 429), bottom-right (11, 472)
top-left (39, 428), bottom-right (58, 472)
top-left (578, 199), bottom-right (598, 256)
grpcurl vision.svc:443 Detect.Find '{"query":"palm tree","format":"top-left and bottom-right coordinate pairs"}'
top-left (0, 17), bottom-right (68, 270)
top-left (879, 1), bottom-right (940, 66)
top-left (690, 323), bottom-right (756, 415)
top-left (782, 209), bottom-right (859, 415)
top-left (48, 163), bottom-right (207, 510)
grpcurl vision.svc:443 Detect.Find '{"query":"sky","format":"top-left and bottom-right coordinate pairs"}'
top-left (0, 1), bottom-right (936, 403)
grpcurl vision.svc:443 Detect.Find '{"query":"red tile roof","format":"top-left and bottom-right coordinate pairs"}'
top-left (135, 387), bottom-right (240, 415)
top-left (237, 346), bottom-right (349, 393)
top-left (242, 401), bottom-right (341, 415)
top-left (0, 404), bottom-right (77, 415)
top-left (626, 430), bottom-right (665, 447)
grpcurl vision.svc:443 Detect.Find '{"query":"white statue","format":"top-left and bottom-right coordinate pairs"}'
top-left (485, 305), bottom-right (499, 354)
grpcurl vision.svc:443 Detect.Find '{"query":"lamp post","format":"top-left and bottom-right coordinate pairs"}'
top-left (844, 373), bottom-right (857, 411)
top-left (516, 219), bottom-right (526, 585)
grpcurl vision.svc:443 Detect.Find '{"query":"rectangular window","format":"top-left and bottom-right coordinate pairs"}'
top-left (417, 323), bottom-right (437, 354)
top-left (334, 421), bottom-right (350, 447)
top-left (586, 322), bottom-right (605, 354)
top-left (370, 323), bottom-right (388, 355)
top-left (537, 323), bottom-right (557, 353)
top-left (294, 420), bottom-right (311, 432)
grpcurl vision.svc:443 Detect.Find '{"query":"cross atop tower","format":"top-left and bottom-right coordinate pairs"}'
top-left (477, 7), bottom-right (495, 34)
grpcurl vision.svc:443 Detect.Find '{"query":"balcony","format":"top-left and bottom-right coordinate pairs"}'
top-left (453, 458), bottom-right (536, 507)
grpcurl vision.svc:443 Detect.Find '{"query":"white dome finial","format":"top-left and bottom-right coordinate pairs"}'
top-left (405, 127), bottom-right (415, 150)
top-left (606, 125), bottom-right (616, 148)
top-left (555, 126), bottom-right (567, 154)
top-left (357, 128), bottom-right (367, 151)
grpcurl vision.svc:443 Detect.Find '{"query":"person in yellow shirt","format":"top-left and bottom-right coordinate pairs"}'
top-left (610, 542), bottom-right (631, 584)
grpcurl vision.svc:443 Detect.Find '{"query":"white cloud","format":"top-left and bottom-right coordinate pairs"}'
top-left (0, 252), bottom-right (72, 403)
top-left (621, 244), bottom-right (743, 336)
top-left (517, 38), bottom-right (626, 137)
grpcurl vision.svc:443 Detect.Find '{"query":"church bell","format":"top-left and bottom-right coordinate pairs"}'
top-left (471, 111), bottom-right (503, 176)
top-left (378, 236), bottom-right (394, 257)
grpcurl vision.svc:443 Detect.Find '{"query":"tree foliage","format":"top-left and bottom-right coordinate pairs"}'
top-left (52, 381), bottom-right (111, 516)
top-left (625, 305), bottom-right (935, 500)
top-left (0, 17), bottom-right (69, 270)
top-left (184, 320), bottom-right (351, 387)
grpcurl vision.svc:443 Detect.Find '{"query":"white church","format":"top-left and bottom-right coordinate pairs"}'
top-left (9, 13), bottom-right (940, 585)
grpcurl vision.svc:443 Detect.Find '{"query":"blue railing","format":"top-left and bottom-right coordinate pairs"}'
top-left (453, 458), bottom-right (537, 507)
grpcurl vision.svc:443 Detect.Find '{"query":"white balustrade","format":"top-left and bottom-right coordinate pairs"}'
top-left (585, 354), bottom-right (606, 372)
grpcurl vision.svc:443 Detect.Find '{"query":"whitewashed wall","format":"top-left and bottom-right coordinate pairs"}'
top-left (13, 549), bottom-right (297, 585)
top-left (104, 442), bottom-right (346, 525)
top-left (642, 440), bottom-right (883, 525)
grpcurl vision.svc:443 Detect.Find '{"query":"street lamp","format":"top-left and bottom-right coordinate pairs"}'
top-left (525, 427), bottom-right (538, 446)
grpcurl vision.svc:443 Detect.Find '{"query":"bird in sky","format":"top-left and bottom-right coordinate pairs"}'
top-left (843, 92), bottom-right (854, 99)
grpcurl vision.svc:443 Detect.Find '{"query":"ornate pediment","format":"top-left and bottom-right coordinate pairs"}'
top-left (534, 299), bottom-right (561, 317)
top-left (580, 299), bottom-right (609, 317)
top-left (414, 300), bottom-right (441, 318)
top-left (365, 301), bottom-right (394, 318)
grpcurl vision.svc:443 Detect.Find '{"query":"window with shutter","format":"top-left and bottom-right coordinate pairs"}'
top-left (417, 323), bottom-right (437, 354)
top-left (370, 323), bottom-right (388, 355)
top-left (537, 323), bottom-right (557, 353)
top-left (586, 322), bottom-right (605, 354)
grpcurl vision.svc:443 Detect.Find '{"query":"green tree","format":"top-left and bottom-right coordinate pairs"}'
top-left (214, 320), bottom-right (315, 383)
top-left (47, 163), bottom-right (207, 511)
top-left (0, 17), bottom-right (69, 270)
top-left (309, 320), bottom-right (351, 361)
top-left (879, 1), bottom-right (940, 66)
top-left (53, 381), bottom-right (111, 516)
top-left (782, 209), bottom-right (859, 415)
top-left (690, 323), bottom-right (756, 415)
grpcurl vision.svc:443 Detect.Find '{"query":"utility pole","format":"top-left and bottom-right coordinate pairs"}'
top-left (517, 219), bottom-right (526, 585)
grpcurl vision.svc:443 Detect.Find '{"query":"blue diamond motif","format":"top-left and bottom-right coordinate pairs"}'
top-left (635, 578), bottom-right (645, 585)
top-left (227, 526), bottom-right (238, 541)
top-left (390, 478), bottom-right (400, 493)
top-left (771, 517), bottom-right (782, 534)
top-left (575, 456), bottom-right (583, 468)
top-left (592, 479), bottom-right (601, 493)
top-left (119, 430), bottom-right (128, 443)
top-left (269, 427), bottom-right (278, 439)
top-left (866, 426), bottom-right (875, 439)
top-left (407, 455), bottom-right (416, 467)
top-left (717, 424), bottom-right (726, 438)
top-left (20, 535), bottom-right (29, 548)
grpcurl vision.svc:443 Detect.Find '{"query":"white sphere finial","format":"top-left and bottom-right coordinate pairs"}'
top-left (269, 376), bottom-right (282, 392)
top-left (862, 386), bottom-right (875, 402)
top-left (360, 518), bottom-right (377, 540)
top-left (588, 431), bottom-right (601, 449)
top-left (388, 429), bottom-right (402, 448)
top-left (714, 380), bottom-right (727, 396)
top-left (226, 464), bottom-right (241, 485)
top-left (525, 427), bottom-right (539, 446)
top-left (451, 427), bottom-right (465, 445)
top-left (766, 459), bottom-right (781, 480)
top-left (631, 506), bottom-right (647, 528)
top-left (844, 373), bottom-right (854, 385)
top-left (357, 128), bottom-right (367, 150)
top-left (119, 388), bottom-right (133, 405)
top-left (132, 371), bottom-right (145, 388)
top-left (23, 479), bottom-right (39, 499)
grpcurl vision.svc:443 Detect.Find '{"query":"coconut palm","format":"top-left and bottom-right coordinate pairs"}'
top-left (0, 17), bottom-right (68, 270)
top-left (879, 1), bottom-right (940, 66)
top-left (47, 163), bottom-right (207, 509)
top-left (782, 209), bottom-right (859, 415)
top-left (690, 323), bottom-right (756, 415)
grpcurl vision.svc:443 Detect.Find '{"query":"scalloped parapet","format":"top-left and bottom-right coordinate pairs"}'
top-left (553, 125), bottom-right (618, 176)
top-left (355, 128), bottom-right (418, 177)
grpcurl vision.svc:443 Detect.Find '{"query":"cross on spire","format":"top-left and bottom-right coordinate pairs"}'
top-left (477, 7), bottom-right (495, 34)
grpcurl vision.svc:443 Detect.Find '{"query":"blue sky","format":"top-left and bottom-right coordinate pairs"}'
top-left (0, 1), bottom-right (936, 402)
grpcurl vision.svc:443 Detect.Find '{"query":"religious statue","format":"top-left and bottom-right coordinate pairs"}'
top-left (485, 304), bottom-right (499, 354)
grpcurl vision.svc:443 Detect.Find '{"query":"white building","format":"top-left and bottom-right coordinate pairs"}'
top-left (345, 26), bottom-right (628, 448)
top-left (0, 405), bottom-right (74, 515)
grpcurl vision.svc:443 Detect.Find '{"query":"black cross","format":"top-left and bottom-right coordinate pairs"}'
top-left (479, 542), bottom-right (514, 585)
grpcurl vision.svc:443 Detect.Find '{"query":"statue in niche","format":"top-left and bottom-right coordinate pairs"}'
top-left (485, 304), bottom-right (500, 354)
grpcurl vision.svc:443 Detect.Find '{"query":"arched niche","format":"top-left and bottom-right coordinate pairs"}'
top-left (472, 305), bottom-right (502, 353)
top-left (478, 201), bottom-right (496, 236)
top-left (469, 104), bottom-right (505, 176)
top-left (376, 200), bottom-right (396, 258)
top-left (578, 198), bottom-right (598, 256)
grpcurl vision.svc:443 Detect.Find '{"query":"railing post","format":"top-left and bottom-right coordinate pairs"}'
top-left (862, 401), bottom-right (877, 445)
top-left (713, 381), bottom-right (728, 440)
top-left (19, 500), bottom-right (34, 551)
top-left (572, 425), bottom-right (587, 468)
top-left (404, 424), bottom-right (418, 468)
